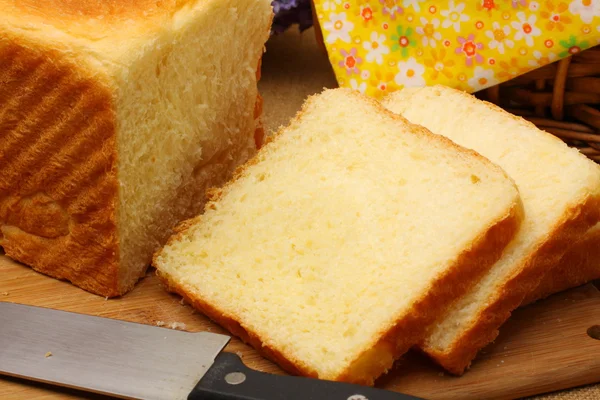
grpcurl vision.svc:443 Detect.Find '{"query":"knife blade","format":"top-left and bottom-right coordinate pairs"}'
top-left (0, 302), bottom-right (423, 400)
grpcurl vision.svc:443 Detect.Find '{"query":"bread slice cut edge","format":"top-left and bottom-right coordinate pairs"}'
top-left (523, 223), bottom-right (600, 305)
top-left (154, 88), bottom-right (525, 385)
top-left (156, 202), bottom-right (521, 385)
top-left (421, 193), bottom-right (600, 375)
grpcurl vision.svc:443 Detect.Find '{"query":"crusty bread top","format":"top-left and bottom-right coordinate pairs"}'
top-left (0, 0), bottom-right (273, 298)
top-left (1, 0), bottom-right (269, 70)
top-left (1, 0), bottom-right (201, 33)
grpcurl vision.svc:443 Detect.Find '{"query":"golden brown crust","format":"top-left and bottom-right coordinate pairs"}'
top-left (2, 2), bottom-right (271, 297)
top-left (382, 84), bottom-right (600, 375)
top-left (157, 271), bottom-right (320, 379)
top-left (339, 203), bottom-right (523, 385)
top-left (153, 87), bottom-right (525, 384)
top-left (1, 0), bottom-right (194, 29)
top-left (0, 37), bottom-right (121, 297)
top-left (523, 226), bottom-right (600, 305)
top-left (423, 194), bottom-right (600, 375)
top-left (156, 202), bottom-right (522, 385)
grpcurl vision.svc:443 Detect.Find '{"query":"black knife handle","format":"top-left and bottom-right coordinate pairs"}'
top-left (188, 352), bottom-right (424, 400)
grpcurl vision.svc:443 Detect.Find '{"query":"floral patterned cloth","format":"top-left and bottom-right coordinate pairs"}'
top-left (312, 0), bottom-right (600, 99)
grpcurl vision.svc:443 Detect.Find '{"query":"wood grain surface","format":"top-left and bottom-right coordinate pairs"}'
top-left (2, 251), bottom-right (600, 400)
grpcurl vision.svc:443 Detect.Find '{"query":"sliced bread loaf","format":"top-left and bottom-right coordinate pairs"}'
top-left (383, 85), bottom-right (600, 375)
top-left (523, 223), bottom-right (600, 304)
top-left (154, 88), bottom-right (522, 385)
top-left (0, 0), bottom-right (272, 296)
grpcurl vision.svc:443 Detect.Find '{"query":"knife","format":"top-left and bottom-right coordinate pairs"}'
top-left (0, 302), bottom-right (423, 400)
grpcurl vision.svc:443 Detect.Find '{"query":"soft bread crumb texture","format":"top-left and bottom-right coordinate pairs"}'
top-left (155, 88), bottom-right (521, 383)
top-left (0, 0), bottom-right (273, 296)
top-left (383, 85), bottom-right (600, 374)
top-left (114, 0), bottom-right (272, 292)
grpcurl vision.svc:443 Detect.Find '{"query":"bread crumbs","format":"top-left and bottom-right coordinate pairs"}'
top-left (156, 321), bottom-right (187, 331)
top-left (45, 352), bottom-right (52, 358)
top-left (168, 322), bottom-right (186, 330)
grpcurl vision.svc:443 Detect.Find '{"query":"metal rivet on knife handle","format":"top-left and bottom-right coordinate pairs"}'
top-left (225, 371), bottom-right (246, 385)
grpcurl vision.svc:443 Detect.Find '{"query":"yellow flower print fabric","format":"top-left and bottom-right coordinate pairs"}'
top-left (312, 0), bottom-right (600, 99)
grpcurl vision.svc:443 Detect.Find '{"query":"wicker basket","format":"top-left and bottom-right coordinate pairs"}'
top-left (475, 46), bottom-right (600, 163)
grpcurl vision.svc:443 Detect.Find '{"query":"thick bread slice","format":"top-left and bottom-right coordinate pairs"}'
top-left (383, 85), bottom-right (600, 375)
top-left (523, 224), bottom-right (600, 304)
top-left (0, 0), bottom-right (272, 296)
top-left (154, 88), bottom-right (522, 385)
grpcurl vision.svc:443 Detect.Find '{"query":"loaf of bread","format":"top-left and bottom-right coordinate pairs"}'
top-left (524, 224), bottom-right (600, 304)
top-left (154, 88), bottom-right (522, 385)
top-left (383, 85), bottom-right (600, 375)
top-left (0, 0), bottom-right (273, 297)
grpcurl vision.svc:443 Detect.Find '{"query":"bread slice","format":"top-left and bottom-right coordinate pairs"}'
top-left (0, 0), bottom-right (273, 296)
top-left (383, 85), bottom-right (600, 375)
top-left (523, 223), bottom-right (600, 304)
top-left (154, 88), bottom-right (522, 385)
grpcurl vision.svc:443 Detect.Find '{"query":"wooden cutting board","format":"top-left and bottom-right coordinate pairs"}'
top-left (1, 251), bottom-right (600, 400)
